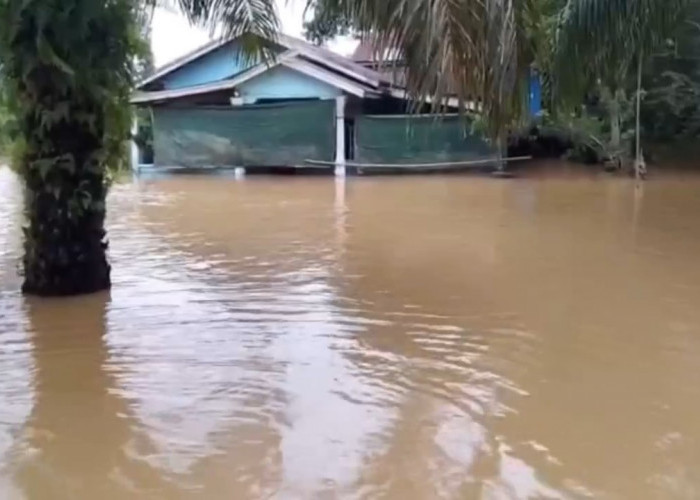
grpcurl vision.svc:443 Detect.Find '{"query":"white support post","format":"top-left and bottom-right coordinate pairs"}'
top-left (130, 111), bottom-right (140, 173)
top-left (335, 96), bottom-right (347, 177)
top-left (334, 175), bottom-right (347, 251)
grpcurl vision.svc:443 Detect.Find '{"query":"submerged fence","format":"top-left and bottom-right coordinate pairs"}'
top-left (355, 114), bottom-right (492, 164)
top-left (153, 100), bottom-right (336, 168)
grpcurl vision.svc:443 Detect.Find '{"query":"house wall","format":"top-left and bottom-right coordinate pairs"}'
top-left (161, 42), bottom-right (253, 90)
top-left (238, 66), bottom-right (342, 101)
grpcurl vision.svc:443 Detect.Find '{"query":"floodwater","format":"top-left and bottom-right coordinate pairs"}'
top-left (1, 165), bottom-right (700, 499)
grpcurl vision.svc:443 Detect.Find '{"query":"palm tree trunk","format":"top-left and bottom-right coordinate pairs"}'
top-left (609, 92), bottom-right (621, 152)
top-left (494, 131), bottom-right (507, 172)
top-left (21, 111), bottom-right (111, 296)
top-left (496, 135), bottom-right (504, 171)
top-left (634, 49), bottom-right (644, 180)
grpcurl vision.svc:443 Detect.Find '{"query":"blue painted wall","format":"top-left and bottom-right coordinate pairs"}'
top-left (528, 68), bottom-right (542, 117)
top-left (162, 41), bottom-right (253, 90)
top-left (238, 66), bottom-right (341, 101)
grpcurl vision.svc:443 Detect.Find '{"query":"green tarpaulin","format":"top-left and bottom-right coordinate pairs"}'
top-left (153, 100), bottom-right (335, 168)
top-left (356, 114), bottom-right (492, 164)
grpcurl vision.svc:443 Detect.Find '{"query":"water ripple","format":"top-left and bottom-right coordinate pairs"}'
top-left (0, 169), bottom-right (699, 498)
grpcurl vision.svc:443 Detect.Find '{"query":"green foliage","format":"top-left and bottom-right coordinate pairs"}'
top-left (640, 4), bottom-right (700, 142)
top-left (548, 108), bottom-right (632, 163)
top-left (104, 2), bottom-right (154, 175)
top-left (303, 0), bottom-right (355, 44)
top-left (555, 0), bottom-right (690, 106)
top-left (511, 108), bottom-right (624, 164)
top-left (302, 0), bottom-right (688, 153)
top-left (134, 107), bottom-right (154, 163)
top-left (300, 0), bottom-right (537, 145)
top-left (0, 84), bottom-right (12, 157)
top-left (135, 5), bottom-right (156, 80)
top-left (521, 0), bottom-right (566, 107)
top-left (643, 69), bottom-right (700, 140)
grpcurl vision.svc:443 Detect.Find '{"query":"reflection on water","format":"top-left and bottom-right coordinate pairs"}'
top-left (16, 294), bottom-right (174, 499)
top-left (1, 166), bottom-right (700, 499)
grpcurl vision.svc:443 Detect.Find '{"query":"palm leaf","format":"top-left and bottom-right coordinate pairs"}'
top-left (315, 0), bottom-right (534, 141)
top-left (555, 0), bottom-right (691, 106)
top-left (155, 0), bottom-right (280, 63)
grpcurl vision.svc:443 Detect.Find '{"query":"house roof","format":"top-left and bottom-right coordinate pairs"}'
top-left (278, 34), bottom-right (386, 87)
top-left (131, 33), bottom-right (475, 109)
top-left (136, 32), bottom-right (393, 92)
top-left (131, 50), bottom-right (382, 105)
top-left (132, 50), bottom-right (298, 104)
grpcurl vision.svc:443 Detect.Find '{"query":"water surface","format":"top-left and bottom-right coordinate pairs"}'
top-left (1, 166), bottom-right (700, 499)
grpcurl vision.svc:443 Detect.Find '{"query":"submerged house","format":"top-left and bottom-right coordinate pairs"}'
top-left (131, 34), bottom-right (493, 175)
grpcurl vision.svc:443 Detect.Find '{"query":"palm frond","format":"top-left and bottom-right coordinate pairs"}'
top-left (166, 0), bottom-right (280, 63)
top-left (555, 0), bottom-right (691, 106)
top-left (316, 0), bottom-right (533, 140)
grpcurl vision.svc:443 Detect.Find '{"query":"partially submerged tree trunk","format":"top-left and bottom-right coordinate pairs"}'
top-left (495, 134), bottom-right (505, 171)
top-left (491, 130), bottom-right (512, 176)
top-left (0, 0), bottom-right (135, 296)
top-left (601, 86), bottom-right (623, 169)
top-left (607, 91), bottom-right (623, 170)
top-left (21, 101), bottom-right (111, 296)
top-left (634, 49), bottom-right (646, 180)
top-left (609, 91), bottom-right (622, 152)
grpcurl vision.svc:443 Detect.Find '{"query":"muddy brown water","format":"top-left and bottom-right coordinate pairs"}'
top-left (1, 165), bottom-right (700, 499)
